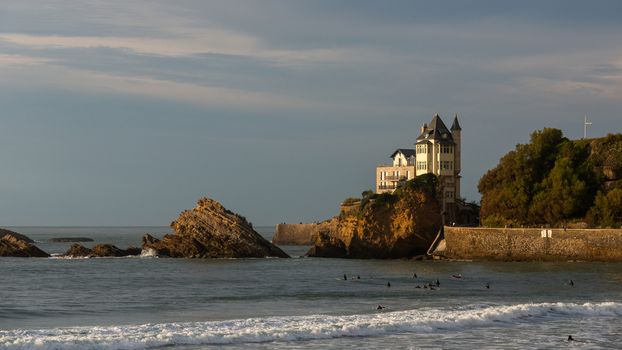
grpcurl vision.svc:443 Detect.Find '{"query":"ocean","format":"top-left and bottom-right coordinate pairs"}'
top-left (1, 226), bottom-right (621, 349)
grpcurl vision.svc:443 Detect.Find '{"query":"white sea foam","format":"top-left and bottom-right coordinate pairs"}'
top-left (1, 302), bottom-right (620, 349)
top-left (139, 248), bottom-right (158, 258)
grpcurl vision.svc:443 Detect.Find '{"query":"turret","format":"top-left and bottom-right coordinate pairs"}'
top-left (451, 114), bottom-right (461, 199)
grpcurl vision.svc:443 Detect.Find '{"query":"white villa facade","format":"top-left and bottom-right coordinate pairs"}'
top-left (376, 114), bottom-right (462, 222)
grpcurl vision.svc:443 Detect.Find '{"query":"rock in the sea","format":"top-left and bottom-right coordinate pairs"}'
top-left (0, 228), bottom-right (50, 257)
top-left (64, 243), bottom-right (141, 257)
top-left (306, 176), bottom-right (442, 259)
top-left (305, 231), bottom-right (347, 258)
top-left (142, 197), bottom-right (289, 258)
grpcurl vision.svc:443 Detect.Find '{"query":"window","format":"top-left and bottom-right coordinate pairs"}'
top-left (441, 161), bottom-right (453, 170)
top-left (417, 161), bottom-right (427, 170)
top-left (445, 191), bottom-right (454, 198)
top-left (440, 145), bottom-right (453, 153)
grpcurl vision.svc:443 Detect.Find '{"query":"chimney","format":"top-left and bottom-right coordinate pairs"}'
top-left (420, 123), bottom-right (428, 134)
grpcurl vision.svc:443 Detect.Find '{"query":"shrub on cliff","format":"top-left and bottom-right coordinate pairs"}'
top-left (478, 128), bottom-right (618, 227)
top-left (587, 188), bottom-right (622, 228)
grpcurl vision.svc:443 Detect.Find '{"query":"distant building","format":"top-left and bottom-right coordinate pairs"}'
top-left (376, 114), bottom-right (462, 223)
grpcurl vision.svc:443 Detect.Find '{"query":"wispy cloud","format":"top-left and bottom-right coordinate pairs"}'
top-left (0, 32), bottom-right (353, 65)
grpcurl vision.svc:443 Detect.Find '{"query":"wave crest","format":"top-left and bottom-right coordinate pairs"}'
top-left (1, 302), bottom-right (620, 349)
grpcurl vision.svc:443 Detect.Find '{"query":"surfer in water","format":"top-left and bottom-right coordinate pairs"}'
top-left (485, 283), bottom-right (490, 289)
top-left (569, 279), bottom-right (574, 287)
top-left (377, 305), bottom-right (385, 310)
top-left (413, 272), bottom-right (417, 278)
top-left (343, 274), bottom-right (347, 281)
top-left (387, 281), bottom-right (391, 288)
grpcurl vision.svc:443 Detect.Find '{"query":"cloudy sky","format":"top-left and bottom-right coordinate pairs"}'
top-left (1, 1), bottom-right (621, 226)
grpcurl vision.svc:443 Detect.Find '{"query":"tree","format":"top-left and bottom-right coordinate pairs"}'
top-left (478, 128), bottom-right (604, 227)
top-left (588, 188), bottom-right (622, 228)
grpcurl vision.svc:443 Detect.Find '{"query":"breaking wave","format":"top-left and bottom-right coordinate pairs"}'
top-left (1, 302), bottom-right (620, 349)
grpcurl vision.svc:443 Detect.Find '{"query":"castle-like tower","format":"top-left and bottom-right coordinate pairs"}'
top-left (376, 113), bottom-right (462, 222)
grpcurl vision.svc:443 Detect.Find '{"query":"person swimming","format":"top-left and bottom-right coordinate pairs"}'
top-left (569, 280), bottom-right (574, 286)
top-left (377, 305), bottom-right (385, 310)
top-left (387, 281), bottom-right (391, 288)
top-left (486, 283), bottom-right (490, 289)
top-left (568, 335), bottom-right (575, 341)
top-left (357, 275), bottom-right (361, 280)
top-left (343, 274), bottom-right (347, 281)
top-left (413, 273), bottom-right (417, 278)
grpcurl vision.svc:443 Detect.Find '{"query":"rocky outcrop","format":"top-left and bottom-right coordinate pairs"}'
top-left (305, 231), bottom-right (347, 258)
top-left (142, 197), bottom-right (289, 258)
top-left (307, 179), bottom-right (442, 259)
top-left (63, 243), bottom-right (142, 258)
top-left (0, 229), bottom-right (49, 257)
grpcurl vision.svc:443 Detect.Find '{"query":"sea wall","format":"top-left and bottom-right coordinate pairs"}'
top-left (442, 226), bottom-right (622, 261)
top-left (273, 224), bottom-right (318, 245)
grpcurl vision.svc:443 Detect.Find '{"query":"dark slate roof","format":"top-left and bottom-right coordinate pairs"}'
top-left (451, 114), bottom-right (462, 131)
top-left (390, 148), bottom-right (416, 158)
top-left (416, 114), bottom-right (454, 143)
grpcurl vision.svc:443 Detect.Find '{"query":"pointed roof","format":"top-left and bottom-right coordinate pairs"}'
top-left (390, 148), bottom-right (415, 158)
top-left (416, 114), bottom-right (454, 143)
top-left (451, 114), bottom-right (462, 131)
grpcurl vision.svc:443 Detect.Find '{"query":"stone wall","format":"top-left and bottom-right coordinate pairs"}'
top-left (442, 226), bottom-right (622, 261)
top-left (272, 224), bottom-right (318, 245)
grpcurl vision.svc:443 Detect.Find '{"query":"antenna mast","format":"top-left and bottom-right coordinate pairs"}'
top-left (583, 115), bottom-right (592, 139)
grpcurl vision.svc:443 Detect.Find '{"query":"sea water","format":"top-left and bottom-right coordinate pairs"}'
top-left (1, 227), bottom-right (621, 349)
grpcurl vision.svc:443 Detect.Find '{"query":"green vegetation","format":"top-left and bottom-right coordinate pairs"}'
top-left (340, 174), bottom-right (439, 218)
top-left (479, 129), bottom-right (622, 228)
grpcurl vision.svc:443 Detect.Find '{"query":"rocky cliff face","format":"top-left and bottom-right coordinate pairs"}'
top-left (307, 179), bottom-right (442, 259)
top-left (0, 228), bottom-right (49, 257)
top-left (142, 197), bottom-right (289, 258)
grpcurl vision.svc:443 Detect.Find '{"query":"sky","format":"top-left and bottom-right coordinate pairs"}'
top-left (1, 1), bottom-right (621, 226)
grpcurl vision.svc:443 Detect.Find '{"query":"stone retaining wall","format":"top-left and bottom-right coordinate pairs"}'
top-left (443, 226), bottom-right (622, 261)
top-left (272, 224), bottom-right (318, 245)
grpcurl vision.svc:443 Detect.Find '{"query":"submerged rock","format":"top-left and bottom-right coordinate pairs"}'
top-left (0, 228), bottom-right (50, 257)
top-left (142, 197), bottom-right (289, 258)
top-left (63, 243), bottom-right (141, 258)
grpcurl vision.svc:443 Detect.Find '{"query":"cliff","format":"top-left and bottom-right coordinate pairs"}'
top-left (142, 197), bottom-right (289, 258)
top-left (0, 228), bottom-right (49, 257)
top-left (307, 175), bottom-right (442, 259)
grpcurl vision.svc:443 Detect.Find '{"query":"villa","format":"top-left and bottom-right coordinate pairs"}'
top-left (376, 114), bottom-right (463, 223)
